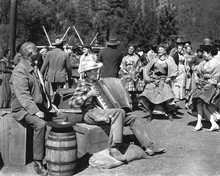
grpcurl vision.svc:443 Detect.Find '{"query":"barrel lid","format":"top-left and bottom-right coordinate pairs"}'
top-left (47, 121), bottom-right (76, 128)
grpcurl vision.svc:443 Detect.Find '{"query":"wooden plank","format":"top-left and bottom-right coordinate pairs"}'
top-left (73, 123), bottom-right (110, 158)
top-left (0, 114), bottom-right (28, 166)
top-left (0, 116), bottom-right (4, 164)
top-left (3, 115), bottom-right (9, 165)
top-left (6, 114), bottom-right (27, 166)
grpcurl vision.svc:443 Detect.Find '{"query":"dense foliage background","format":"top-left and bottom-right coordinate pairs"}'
top-left (0, 0), bottom-right (220, 56)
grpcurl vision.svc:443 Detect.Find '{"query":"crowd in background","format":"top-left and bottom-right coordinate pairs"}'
top-left (1, 36), bottom-right (220, 130)
top-left (1, 36), bottom-right (220, 174)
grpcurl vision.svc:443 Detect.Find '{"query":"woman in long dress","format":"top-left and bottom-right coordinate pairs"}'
top-left (78, 45), bottom-right (97, 79)
top-left (0, 49), bottom-right (14, 108)
top-left (119, 45), bottom-right (144, 109)
top-left (119, 45), bottom-right (144, 92)
top-left (187, 45), bottom-right (220, 131)
top-left (184, 45), bottom-right (194, 96)
top-left (172, 44), bottom-right (187, 101)
top-left (138, 43), bottom-right (178, 121)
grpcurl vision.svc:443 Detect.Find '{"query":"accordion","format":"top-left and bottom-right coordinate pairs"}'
top-left (93, 77), bottom-right (132, 112)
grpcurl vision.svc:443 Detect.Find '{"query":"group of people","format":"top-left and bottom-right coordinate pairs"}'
top-left (1, 35), bottom-right (220, 175)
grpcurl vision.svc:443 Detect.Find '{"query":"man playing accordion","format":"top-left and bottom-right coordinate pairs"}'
top-left (69, 60), bottom-right (165, 162)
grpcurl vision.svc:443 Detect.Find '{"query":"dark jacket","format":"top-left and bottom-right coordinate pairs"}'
top-left (41, 48), bottom-right (72, 83)
top-left (172, 52), bottom-right (180, 66)
top-left (97, 46), bottom-right (123, 78)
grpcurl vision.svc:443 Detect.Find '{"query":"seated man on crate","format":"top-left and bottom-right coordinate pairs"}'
top-left (10, 42), bottom-right (67, 176)
top-left (69, 60), bottom-right (165, 162)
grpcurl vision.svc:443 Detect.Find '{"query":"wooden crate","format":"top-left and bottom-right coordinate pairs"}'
top-left (0, 112), bottom-right (33, 166)
top-left (73, 123), bottom-right (110, 158)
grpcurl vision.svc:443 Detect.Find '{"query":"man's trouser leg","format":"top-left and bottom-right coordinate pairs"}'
top-left (125, 112), bottom-right (152, 149)
top-left (84, 108), bottom-right (125, 147)
top-left (23, 114), bottom-right (46, 161)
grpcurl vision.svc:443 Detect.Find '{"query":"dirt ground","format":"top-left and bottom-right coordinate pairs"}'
top-left (1, 101), bottom-right (220, 176)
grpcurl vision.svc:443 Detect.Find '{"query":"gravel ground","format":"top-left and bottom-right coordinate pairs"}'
top-left (1, 101), bottom-right (220, 176)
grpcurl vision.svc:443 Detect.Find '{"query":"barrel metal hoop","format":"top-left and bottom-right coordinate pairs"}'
top-left (46, 160), bottom-right (76, 165)
top-left (46, 145), bottom-right (77, 151)
top-left (49, 131), bottom-right (75, 137)
top-left (48, 168), bottom-right (75, 174)
top-left (47, 136), bottom-right (76, 141)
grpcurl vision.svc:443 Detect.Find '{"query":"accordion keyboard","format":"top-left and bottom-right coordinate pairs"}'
top-left (93, 77), bottom-right (131, 110)
top-left (94, 80), bottom-right (119, 109)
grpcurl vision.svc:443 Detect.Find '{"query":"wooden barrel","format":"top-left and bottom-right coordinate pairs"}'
top-left (46, 128), bottom-right (77, 176)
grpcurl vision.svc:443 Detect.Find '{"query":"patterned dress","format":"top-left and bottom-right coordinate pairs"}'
top-left (188, 57), bottom-right (220, 117)
top-left (184, 53), bottom-right (194, 92)
top-left (119, 54), bottom-right (144, 92)
top-left (172, 53), bottom-right (187, 100)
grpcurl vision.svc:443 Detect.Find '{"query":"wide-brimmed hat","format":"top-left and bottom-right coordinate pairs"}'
top-left (200, 44), bottom-right (217, 56)
top-left (184, 41), bottom-right (191, 46)
top-left (80, 60), bottom-right (103, 73)
top-left (176, 37), bottom-right (184, 44)
top-left (213, 39), bottom-right (220, 47)
top-left (52, 39), bottom-right (66, 46)
top-left (107, 38), bottom-right (120, 46)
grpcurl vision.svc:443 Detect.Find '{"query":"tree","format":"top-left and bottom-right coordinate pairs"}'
top-left (17, 0), bottom-right (49, 44)
top-left (156, 0), bottom-right (178, 43)
top-left (0, 0), bottom-right (10, 24)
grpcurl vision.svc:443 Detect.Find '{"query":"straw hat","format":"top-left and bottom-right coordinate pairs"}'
top-left (80, 60), bottom-right (103, 73)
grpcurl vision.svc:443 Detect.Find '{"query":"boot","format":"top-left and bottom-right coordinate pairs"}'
top-left (145, 144), bottom-right (165, 156)
top-left (34, 160), bottom-right (48, 176)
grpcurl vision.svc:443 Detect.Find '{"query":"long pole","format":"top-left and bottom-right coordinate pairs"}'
top-left (90, 33), bottom-right (99, 45)
top-left (9, 0), bottom-right (18, 58)
top-left (73, 26), bottom-right (84, 45)
top-left (42, 26), bottom-right (52, 46)
top-left (61, 27), bottom-right (70, 41)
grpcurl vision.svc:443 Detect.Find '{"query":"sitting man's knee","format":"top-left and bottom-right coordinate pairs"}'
top-left (35, 119), bottom-right (46, 129)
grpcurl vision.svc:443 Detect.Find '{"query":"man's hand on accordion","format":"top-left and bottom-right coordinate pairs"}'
top-left (87, 87), bottom-right (97, 98)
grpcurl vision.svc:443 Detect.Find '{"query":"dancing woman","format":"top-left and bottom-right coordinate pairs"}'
top-left (119, 45), bottom-right (144, 92)
top-left (138, 43), bottom-right (178, 121)
top-left (187, 44), bottom-right (220, 131)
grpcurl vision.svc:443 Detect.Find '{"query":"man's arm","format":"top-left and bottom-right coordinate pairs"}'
top-left (12, 69), bottom-right (40, 115)
top-left (69, 81), bottom-right (96, 108)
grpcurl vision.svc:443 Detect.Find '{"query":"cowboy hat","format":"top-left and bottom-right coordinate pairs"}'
top-left (213, 39), bottom-right (220, 47)
top-left (52, 39), bottom-right (66, 46)
top-left (80, 60), bottom-right (103, 73)
top-left (107, 38), bottom-right (120, 46)
top-left (184, 41), bottom-right (191, 46)
top-left (176, 37), bottom-right (184, 44)
top-left (200, 44), bottom-right (218, 56)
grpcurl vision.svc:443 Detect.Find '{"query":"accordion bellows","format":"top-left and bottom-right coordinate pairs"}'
top-left (94, 77), bottom-right (132, 111)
